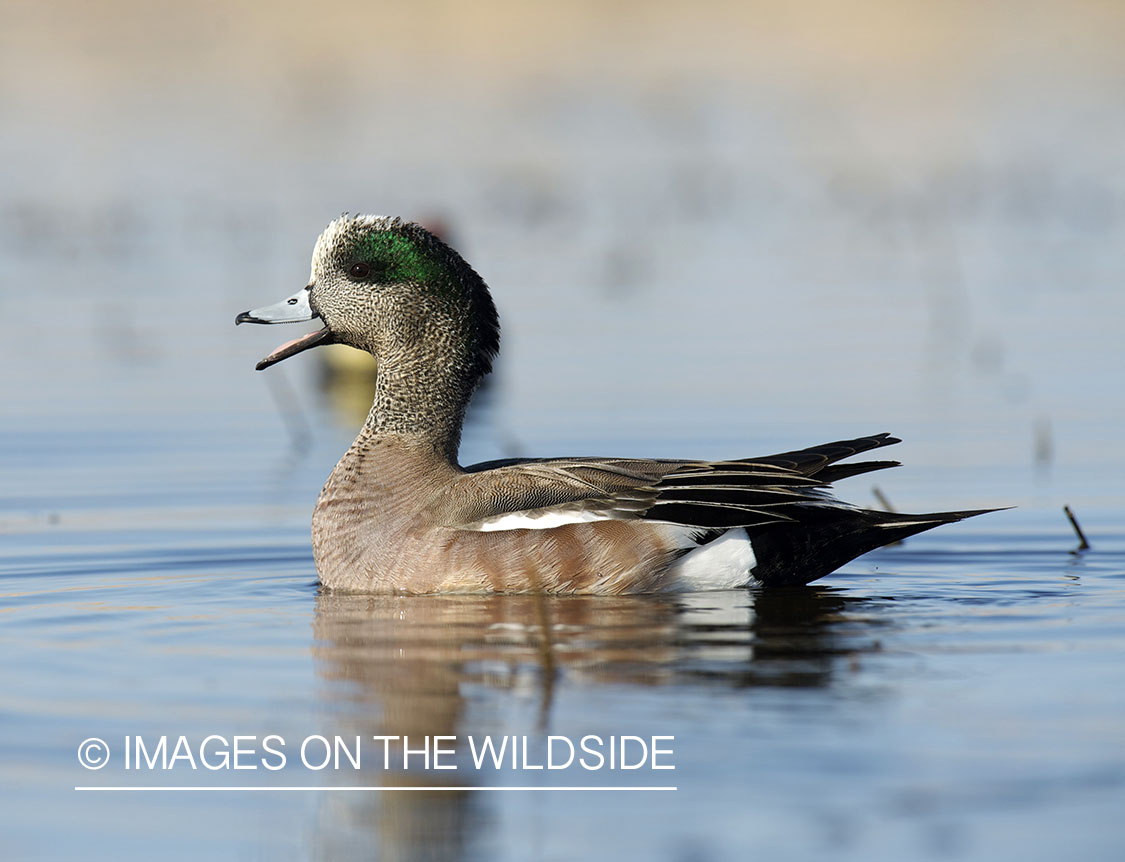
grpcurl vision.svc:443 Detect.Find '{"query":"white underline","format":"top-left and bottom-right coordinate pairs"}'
top-left (75, 785), bottom-right (677, 792)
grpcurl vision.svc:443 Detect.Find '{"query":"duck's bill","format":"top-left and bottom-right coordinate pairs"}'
top-left (235, 287), bottom-right (335, 370)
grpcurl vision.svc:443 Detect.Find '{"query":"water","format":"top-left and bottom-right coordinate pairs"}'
top-left (3, 2), bottom-right (1125, 859)
top-left (6, 513), bottom-right (1124, 860)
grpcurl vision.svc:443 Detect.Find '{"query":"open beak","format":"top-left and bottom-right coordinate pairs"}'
top-left (235, 286), bottom-right (334, 370)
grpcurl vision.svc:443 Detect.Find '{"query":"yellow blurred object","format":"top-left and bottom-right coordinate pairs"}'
top-left (318, 344), bottom-right (378, 426)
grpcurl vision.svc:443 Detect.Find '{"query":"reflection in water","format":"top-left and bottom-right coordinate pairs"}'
top-left (310, 587), bottom-right (884, 858)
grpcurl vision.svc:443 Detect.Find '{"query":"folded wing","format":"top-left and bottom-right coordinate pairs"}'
top-left (444, 433), bottom-right (904, 532)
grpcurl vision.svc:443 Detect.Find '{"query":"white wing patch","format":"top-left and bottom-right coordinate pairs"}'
top-left (669, 528), bottom-right (757, 590)
top-left (474, 509), bottom-right (614, 532)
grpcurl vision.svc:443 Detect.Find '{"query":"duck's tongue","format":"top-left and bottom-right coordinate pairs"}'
top-left (254, 326), bottom-right (335, 371)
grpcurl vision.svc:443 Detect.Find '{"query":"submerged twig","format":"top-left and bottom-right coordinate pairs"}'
top-left (872, 485), bottom-right (897, 513)
top-left (265, 369), bottom-right (312, 454)
top-left (1063, 505), bottom-right (1090, 552)
top-left (1034, 418), bottom-right (1054, 468)
top-left (525, 573), bottom-right (557, 729)
top-left (872, 485), bottom-right (903, 546)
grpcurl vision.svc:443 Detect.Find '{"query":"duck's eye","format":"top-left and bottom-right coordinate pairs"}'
top-left (348, 262), bottom-right (370, 280)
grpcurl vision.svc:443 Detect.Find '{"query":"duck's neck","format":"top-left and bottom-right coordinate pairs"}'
top-left (361, 348), bottom-right (478, 463)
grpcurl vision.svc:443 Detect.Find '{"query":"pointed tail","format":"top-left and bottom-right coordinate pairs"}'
top-left (749, 507), bottom-right (1002, 587)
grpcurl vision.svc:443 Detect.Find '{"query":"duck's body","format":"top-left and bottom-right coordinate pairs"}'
top-left (238, 215), bottom-right (993, 593)
top-left (311, 431), bottom-right (680, 593)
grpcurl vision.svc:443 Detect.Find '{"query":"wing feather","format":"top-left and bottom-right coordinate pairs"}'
top-left (442, 434), bottom-right (903, 532)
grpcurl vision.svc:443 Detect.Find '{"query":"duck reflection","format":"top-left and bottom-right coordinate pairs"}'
top-left (309, 585), bottom-right (884, 859)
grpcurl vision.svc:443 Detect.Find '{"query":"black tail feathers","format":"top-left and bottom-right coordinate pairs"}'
top-left (749, 506), bottom-right (1000, 587)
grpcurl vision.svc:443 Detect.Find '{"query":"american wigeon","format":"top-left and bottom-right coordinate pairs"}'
top-left (237, 215), bottom-right (993, 593)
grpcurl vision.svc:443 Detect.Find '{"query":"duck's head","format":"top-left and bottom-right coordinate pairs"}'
top-left (236, 215), bottom-right (499, 385)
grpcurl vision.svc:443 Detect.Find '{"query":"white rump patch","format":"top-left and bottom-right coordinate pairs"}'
top-left (669, 528), bottom-right (757, 590)
top-left (474, 509), bottom-right (613, 532)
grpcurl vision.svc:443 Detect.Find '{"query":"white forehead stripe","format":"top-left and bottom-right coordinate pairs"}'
top-left (310, 214), bottom-right (400, 277)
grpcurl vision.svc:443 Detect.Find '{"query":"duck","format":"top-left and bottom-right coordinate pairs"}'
top-left (236, 215), bottom-right (994, 593)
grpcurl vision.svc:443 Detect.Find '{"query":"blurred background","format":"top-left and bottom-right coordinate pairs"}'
top-left (2, 1), bottom-right (1124, 860)
top-left (4, 0), bottom-right (1123, 497)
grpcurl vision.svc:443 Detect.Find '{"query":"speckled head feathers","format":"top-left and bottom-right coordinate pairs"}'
top-left (310, 214), bottom-right (402, 280)
top-left (309, 214), bottom-right (500, 384)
